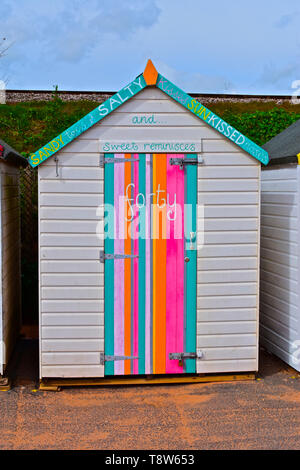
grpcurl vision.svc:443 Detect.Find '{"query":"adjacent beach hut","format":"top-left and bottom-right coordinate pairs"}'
top-left (29, 60), bottom-right (269, 387)
top-left (260, 120), bottom-right (300, 371)
top-left (0, 139), bottom-right (27, 384)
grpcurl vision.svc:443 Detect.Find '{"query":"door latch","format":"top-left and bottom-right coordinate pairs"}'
top-left (100, 353), bottom-right (139, 365)
top-left (169, 352), bottom-right (203, 361)
top-left (100, 251), bottom-right (139, 263)
top-left (170, 155), bottom-right (203, 170)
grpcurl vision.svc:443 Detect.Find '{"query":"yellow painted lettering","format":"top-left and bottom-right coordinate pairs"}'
top-left (187, 99), bottom-right (197, 111)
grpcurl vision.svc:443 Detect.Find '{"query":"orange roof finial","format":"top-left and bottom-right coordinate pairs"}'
top-left (143, 59), bottom-right (158, 86)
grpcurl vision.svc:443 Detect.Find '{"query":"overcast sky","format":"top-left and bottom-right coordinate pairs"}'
top-left (1, 0), bottom-right (300, 94)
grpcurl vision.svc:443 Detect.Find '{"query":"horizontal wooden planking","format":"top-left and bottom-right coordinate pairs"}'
top-left (196, 359), bottom-right (257, 373)
top-left (260, 302), bottom-right (298, 330)
top-left (204, 231), bottom-right (257, 244)
top-left (42, 352), bottom-right (101, 365)
top-left (200, 347), bottom-right (257, 361)
top-left (41, 247), bottom-right (100, 260)
top-left (42, 300), bottom-right (103, 313)
top-left (41, 273), bottom-right (103, 287)
top-left (197, 257), bottom-right (257, 270)
top-left (261, 193), bottom-right (298, 205)
top-left (42, 326), bottom-right (104, 339)
top-left (204, 219), bottom-right (258, 231)
top-left (41, 220), bottom-right (101, 233)
top-left (197, 321), bottom-right (257, 335)
top-left (197, 270), bottom-right (257, 282)
top-left (260, 325), bottom-right (296, 356)
top-left (41, 365), bottom-right (104, 378)
top-left (197, 179), bottom-right (258, 192)
top-left (260, 313), bottom-right (298, 340)
top-left (198, 166), bottom-right (258, 179)
top-left (198, 244), bottom-right (258, 257)
top-left (42, 313), bottom-right (103, 326)
top-left (261, 167), bottom-right (297, 180)
top-left (40, 206), bottom-right (103, 220)
top-left (197, 282), bottom-right (257, 296)
top-left (260, 280), bottom-right (298, 306)
top-left (99, 112), bottom-right (205, 127)
top-left (202, 139), bottom-right (241, 153)
top-left (40, 234), bottom-right (103, 247)
top-left (89, 126), bottom-right (215, 141)
top-left (41, 260), bottom-right (103, 273)
top-left (261, 336), bottom-right (299, 372)
top-left (42, 287), bottom-right (103, 300)
top-left (260, 257), bottom-right (298, 281)
top-left (129, 88), bottom-right (168, 99)
top-left (39, 180), bottom-right (103, 193)
top-left (102, 97), bottom-right (192, 114)
top-left (260, 291), bottom-right (298, 319)
top-left (262, 203), bottom-right (298, 217)
top-left (201, 153), bottom-right (257, 166)
top-left (261, 248), bottom-right (298, 267)
top-left (42, 153), bottom-right (101, 167)
top-left (204, 205), bottom-right (258, 218)
top-left (40, 166), bottom-right (104, 180)
top-left (261, 180), bottom-right (298, 192)
top-left (261, 236), bottom-right (297, 256)
top-left (198, 192), bottom-right (259, 205)
top-left (196, 296), bottom-right (257, 309)
top-left (262, 214), bottom-right (297, 230)
top-left (42, 339), bottom-right (104, 352)
top-left (260, 269), bottom-right (298, 294)
top-left (197, 308), bottom-right (257, 322)
top-left (40, 193), bottom-right (103, 206)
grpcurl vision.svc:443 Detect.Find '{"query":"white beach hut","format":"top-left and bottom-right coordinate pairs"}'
top-left (28, 61), bottom-right (268, 389)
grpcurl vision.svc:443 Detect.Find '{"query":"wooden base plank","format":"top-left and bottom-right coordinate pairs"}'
top-left (40, 372), bottom-right (256, 390)
top-left (0, 377), bottom-right (11, 391)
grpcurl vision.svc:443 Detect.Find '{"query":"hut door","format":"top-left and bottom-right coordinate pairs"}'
top-left (104, 154), bottom-right (197, 376)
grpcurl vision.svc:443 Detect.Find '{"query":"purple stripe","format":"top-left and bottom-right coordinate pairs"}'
top-left (114, 154), bottom-right (125, 375)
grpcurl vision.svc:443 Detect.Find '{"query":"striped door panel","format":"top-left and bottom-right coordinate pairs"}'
top-left (104, 154), bottom-right (197, 376)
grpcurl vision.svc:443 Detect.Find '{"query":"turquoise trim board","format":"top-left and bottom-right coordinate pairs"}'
top-left (29, 65), bottom-right (269, 167)
top-left (29, 75), bottom-right (147, 167)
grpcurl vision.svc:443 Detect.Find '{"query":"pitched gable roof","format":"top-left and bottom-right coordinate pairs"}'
top-left (262, 118), bottom-right (300, 165)
top-left (29, 60), bottom-right (269, 167)
top-left (0, 139), bottom-right (28, 167)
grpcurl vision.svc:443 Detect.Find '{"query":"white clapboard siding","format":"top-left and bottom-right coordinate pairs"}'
top-left (197, 138), bottom-right (260, 373)
top-left (0, 162), bottom-right (21, 374)
top-left (260, 165), bottom-right (300, 371)
top-left (39, 86), bottom-right (260, 377)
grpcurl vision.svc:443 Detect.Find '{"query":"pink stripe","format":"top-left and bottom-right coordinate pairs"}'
top-left (166, 154), bottom-right (184, 373)
top-left (133, 154), bottom-right (139, 374)
top-left (114, 154), bottom-right (125, 375)
top-left (145, 154), bottom-right (151, 374)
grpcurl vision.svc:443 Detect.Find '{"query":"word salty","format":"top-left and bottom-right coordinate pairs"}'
top-left (132, 114), bottom-right (157, 124)
top-left (98, 76), bottom-right (145, 116)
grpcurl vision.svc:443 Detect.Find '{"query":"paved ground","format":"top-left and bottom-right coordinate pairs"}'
top-left (1, 337), bottom-right (300, 450)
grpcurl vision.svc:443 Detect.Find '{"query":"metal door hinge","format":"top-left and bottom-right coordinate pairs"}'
top-left (100, 353), bottom-right (139, 365)
top-left (169, 352), bottom-right (203, 361)
top-left (100, 250), bottom-right (139, 263)
top-left (170, 155), bottom-right (203, 170)
top-left (100, 154), bottom-right (139, 167)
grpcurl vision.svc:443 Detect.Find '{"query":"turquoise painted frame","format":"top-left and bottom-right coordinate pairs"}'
top-left (29, 69), bottom-right (269, 167)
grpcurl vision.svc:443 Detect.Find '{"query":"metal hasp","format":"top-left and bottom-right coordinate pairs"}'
top-left (100, 154), bottom-right (139, 167)
top-left (169, 352), bottom-right (203, 361)
top-left (100, 353), bottom-right (139, 366)
top-left (100, 251), bottom-right (139, 263)
top-left (170, 154), bottom-right (203, 170)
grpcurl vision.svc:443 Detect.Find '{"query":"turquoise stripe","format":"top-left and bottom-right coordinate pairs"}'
top-left (104, 154), bottom-right (115, 375)
top-left (138, 154), bottom-right (146, 374)
top-left (185, 157), bottom-right (197, 373)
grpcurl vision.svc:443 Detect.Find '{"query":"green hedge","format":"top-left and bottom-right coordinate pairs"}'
top-left (1, 97), bottom-right (300, 155)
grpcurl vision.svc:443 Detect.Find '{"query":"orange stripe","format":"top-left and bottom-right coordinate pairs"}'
top-left (124, 153), bottom-right (131, 374)
top-left (154, 153), bottom-right (167, 374)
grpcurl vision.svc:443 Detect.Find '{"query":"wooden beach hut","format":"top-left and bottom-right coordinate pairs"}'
top-left (28, 60), bottom-right (269, 388)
